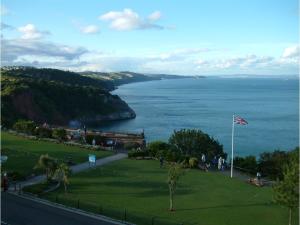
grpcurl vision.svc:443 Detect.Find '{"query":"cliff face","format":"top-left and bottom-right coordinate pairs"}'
top-left (1, 67), bottom-right (135, 127)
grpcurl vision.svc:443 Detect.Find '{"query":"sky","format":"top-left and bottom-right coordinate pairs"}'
top-left (1, 0), bottom-right (299, 75)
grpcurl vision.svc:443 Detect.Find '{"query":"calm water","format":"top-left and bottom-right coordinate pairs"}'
top-left (99, 78), bottom-right (299, 156)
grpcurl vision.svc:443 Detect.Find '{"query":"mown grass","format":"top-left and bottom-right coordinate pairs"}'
top-left (1, 132), bottom-right (112, 179)
top-left (31, 159), bottom-right (298, 225)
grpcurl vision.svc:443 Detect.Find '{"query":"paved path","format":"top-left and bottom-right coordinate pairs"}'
top-left (220, 168), bottom-right (274, 186)
top-left (12, 153), bottom-right (127, 189)
top-left (1, 192), bottom-right (127, 225)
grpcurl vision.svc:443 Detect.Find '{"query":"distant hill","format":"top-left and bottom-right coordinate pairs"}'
top-left (80, 71), bottom-right (195, 87)
top-left (1, 67), bottom-right (135, 127)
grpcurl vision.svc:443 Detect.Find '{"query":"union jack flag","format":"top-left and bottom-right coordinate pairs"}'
top-left (234, 116), bottom-right (248, 125)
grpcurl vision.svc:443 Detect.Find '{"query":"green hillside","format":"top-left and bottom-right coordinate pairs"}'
top-left (1, 67), bottom-right (135, 127)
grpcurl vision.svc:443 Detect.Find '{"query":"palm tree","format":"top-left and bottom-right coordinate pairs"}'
top-left (34, 154), bottom-right (58, 181)
top-left (53, 163), bottom-right (71, 193)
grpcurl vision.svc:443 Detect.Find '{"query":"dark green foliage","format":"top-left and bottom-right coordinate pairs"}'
top-left (258, 150), bottom-right (290, 180)
top-left (52, 128), bottom-right (67, 141)
top-left (1, 67), bottom-right (134, 127)
top-left (7, 171), bottom-right (26, 181)
top-left (1, 67), bottom-right (114, 90)
top-left (147, 141), bottom-right (170, 157)
top-left (124, 142), bottom-right (141, 150)
top-left (128, 149), bottom-right (149, 158)
top-left (233, 155), bottom-right (258, 175)
top-left (35, 127), bottom-right (53, 138)
top-left (13, 120), bottom-right (36, 134)
top-left (147, 141), bottom-right (181, 162)
top-left (273, 153), bottom-right (299, 225)
top-left (169, 129), bottom-right (225, 161)
top-left (234, 147), bottom-right (299, 180)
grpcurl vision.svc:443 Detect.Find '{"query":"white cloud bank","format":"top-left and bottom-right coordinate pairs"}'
top-left (18, 24), bottom-right (50, 39)
top-left (80, 25), bottom-right (100, 34)
top-left (282, 45), bottom-right (300, 58)
top-left (99, 9), bottom-right (164, 31)
top-left (1, 23), bottom-right (298, 75)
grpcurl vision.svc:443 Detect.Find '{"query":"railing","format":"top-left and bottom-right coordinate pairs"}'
top-left (45, 194), bottom-right (192, 225)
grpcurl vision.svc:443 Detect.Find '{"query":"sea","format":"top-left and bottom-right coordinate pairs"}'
top-left (98, 77), bottom-right (299, 157)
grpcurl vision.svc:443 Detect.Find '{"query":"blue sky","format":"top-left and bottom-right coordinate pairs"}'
top-left (1, 0), bottom-right (299, 75)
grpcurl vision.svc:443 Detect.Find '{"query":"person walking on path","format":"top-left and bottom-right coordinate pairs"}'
top-left (159, 156), bottom-right (164, 168)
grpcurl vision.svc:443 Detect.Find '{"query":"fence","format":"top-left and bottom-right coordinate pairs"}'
top-left (45, 194), bottom-right (193, 225)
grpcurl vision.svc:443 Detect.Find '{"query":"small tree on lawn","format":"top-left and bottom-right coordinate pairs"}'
top-left (53, 163), bottom-right (71, 193)
top-left (167, 163), bottom-right (184, 211)
top-left (34, 154), bottom-right (58, 181)
top-left (273, 157), bottom-right (299, 225)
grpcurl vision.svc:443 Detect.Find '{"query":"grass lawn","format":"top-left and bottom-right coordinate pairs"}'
top-left (1, 132), bottom-right (112, 179)
top-left (32, 159), bottom-right (298, 225)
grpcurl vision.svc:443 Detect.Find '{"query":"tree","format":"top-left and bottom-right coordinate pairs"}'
top-left (13, 120), bottom-right (36, 134)
top-left (273, 156), bottom-right (299, 225)
top-left (34, 154), bottom-right (58, 181)
top-left (52, 128), bottom-right (67, 141)
top-left (167, 163), bottom-right (184, 211)
top-left (53, 163), bottom-right (71, 193)
top-left (169, 129), bottom-right (225, 161)
top-left (147, 141), bottom-right (170, 157)
top-left (258, 150), bottom-right (289, 180)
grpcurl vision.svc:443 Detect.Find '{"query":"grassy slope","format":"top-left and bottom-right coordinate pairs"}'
top-left (1, 132), bottom-right (112, 178)
top-left (39, 159), bottom-right (297, 225)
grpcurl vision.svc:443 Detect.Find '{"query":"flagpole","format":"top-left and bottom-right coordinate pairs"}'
top-left (231, 114), bottom-right (235, 178)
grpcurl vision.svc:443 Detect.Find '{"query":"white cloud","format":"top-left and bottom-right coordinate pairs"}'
top-left (200, 55), bottom-right (275, 69)
top-left (282, 45), bottom-right (300, 58)
top-left (1, 38), bottom-right (89, 65)
top-left (18, 24), bottom-right (50, 40)
top-left (99, 9), bottom-right (164, 31)
top-left (148, 11), bottom-right (161, 21)
top-left (80, 25), bottom-right (100, 34)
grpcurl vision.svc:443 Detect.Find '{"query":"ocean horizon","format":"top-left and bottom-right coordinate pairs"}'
top-left (98, 77), bottom-right (299, 157)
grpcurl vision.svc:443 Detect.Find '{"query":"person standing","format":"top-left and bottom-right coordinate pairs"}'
top-left (201, 154), bottom-right (206, 163)
top-left (218, 157), bottom-right (222, 170)
top-left (256, 171), bottom-right (261, 185)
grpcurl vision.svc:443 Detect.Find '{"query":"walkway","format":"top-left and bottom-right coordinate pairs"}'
top-left (220, 168), bottom-right (274, 186)
top-left (12, 153), bottom-right (127, 189)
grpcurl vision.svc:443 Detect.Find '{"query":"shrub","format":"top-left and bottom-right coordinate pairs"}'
top-left (35, 127), bottom-right (53, 138)
top-left (124, 142), bottom-right (140, 150)
top-left (258, 150), bottom-right (290, 180)
top-left (189, 157), bottom-right (199, 168)
top-left (233, 155), bottom-right (257, 175)
top-left (7, 171), bottom-right (26, 181)
top-left (128, 150), bottom-right (149, 158)
top-left (52, 128), bottom-right (67, 141)
top-left (13, 120), bottom-right (36, 134)
top-left (169, 129), bottom-right (225, 161)
top-left (147, 141), bottom-right (170, 157)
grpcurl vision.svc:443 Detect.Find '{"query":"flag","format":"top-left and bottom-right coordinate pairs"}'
top-left (234, 116), bottom-right (248, 125)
